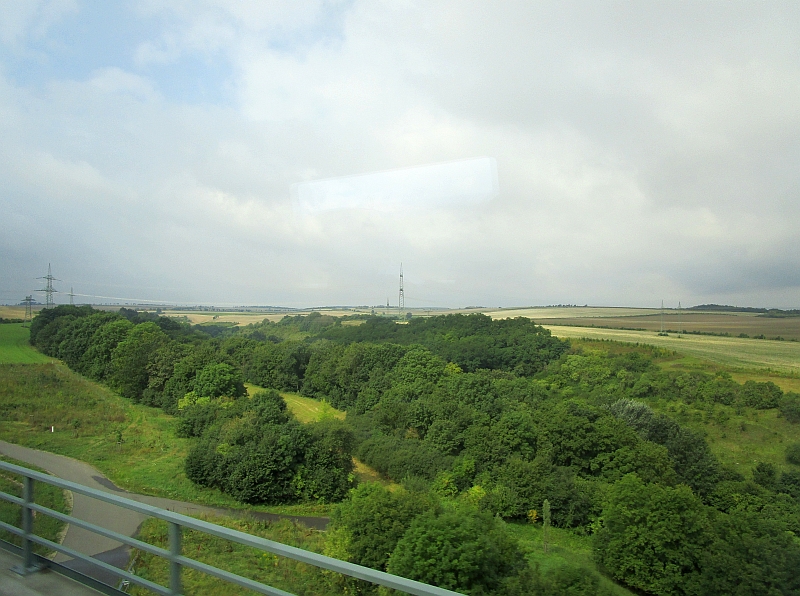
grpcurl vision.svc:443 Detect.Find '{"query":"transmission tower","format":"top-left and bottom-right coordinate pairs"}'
top-left (658, 300), bottom-right (667, 336)
top-left (22, 295), bottom-right (33, 327)
top-left (398, 264), bottom-right (405, 316)
top-left (36, 264), bottom-right (60, 308)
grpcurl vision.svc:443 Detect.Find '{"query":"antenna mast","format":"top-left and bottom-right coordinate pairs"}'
top-left (36, 264), bottom-right (60, 308)
top-left (398, 264), bottom-right (405, 316)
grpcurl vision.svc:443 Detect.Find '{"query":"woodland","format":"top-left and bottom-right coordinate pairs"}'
top-left (28, 306), bottom-right (800, 595)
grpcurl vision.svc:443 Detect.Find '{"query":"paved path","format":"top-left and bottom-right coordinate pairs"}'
top-left (0, 441), bottom-right (328, 586)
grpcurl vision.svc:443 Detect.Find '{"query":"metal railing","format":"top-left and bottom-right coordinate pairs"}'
top-left (0, 460), bottom-right (462, 596)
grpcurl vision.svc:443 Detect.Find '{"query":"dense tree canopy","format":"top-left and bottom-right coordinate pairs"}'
top-left (28, 307), bottom-right (800, 595)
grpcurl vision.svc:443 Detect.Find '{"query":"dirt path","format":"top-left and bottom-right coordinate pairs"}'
top-left (0, 440), bottom-right (329, 583)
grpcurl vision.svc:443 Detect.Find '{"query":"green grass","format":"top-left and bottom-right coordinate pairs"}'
top-left (0, 364), bottom-right (330, 516)
top-left (545, 324), bottom-right (800, 375)
top-left (130, 515), bottom-right (335, 596)
top-left (0, 455), bottom-right (69, 556)
top-left (504, 522), bottom-right (634, 595)
top-left (0, 324), bottom-right (52, 364)
top-left (280, 392), bottom-right (345, 424)
top-left (648, 398), bottom-right (800, 477)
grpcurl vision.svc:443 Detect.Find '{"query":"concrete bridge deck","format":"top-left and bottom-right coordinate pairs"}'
top-left (0, 549), bottom-right (105, 596)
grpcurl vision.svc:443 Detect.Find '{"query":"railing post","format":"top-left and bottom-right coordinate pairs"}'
top-left (13, 475), bottom-right (40, 575)
top-left (168, 521), bottom-right (182, 595)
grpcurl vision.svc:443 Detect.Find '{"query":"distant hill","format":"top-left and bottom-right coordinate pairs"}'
top-left (689, 304), bottom-right (800, 317)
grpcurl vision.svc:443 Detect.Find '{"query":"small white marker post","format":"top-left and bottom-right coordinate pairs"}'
top-left (51, 426), bottom-right (54, 433)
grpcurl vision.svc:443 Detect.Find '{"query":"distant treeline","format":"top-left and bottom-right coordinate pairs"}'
top-left (28, 306), bottom-right (800, 595)
top-left (690, 304), bottom-right (800, 317)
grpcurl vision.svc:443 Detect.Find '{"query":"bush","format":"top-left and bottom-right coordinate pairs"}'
top-left (327, 483), bottom-right (438, 571)
top-left (779, 392), bottom-right (800, 423)
top-left (740, 380), bottom-right (783, 409)
top-left (752, 462), bottom-right (777, 490)
top-left (185, 393), bottom-right (355, 505)
top-left (387, 508), bottom-right (526, 595)
top-left (786, 443), bottom-right (800, 466)
top-left (594, 474), bottom-right (712, 595)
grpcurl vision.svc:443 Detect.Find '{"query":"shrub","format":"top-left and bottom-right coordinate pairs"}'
top-left (387, 508), bottom-right (526, 595)
top-left (327, 483), bottom-right (438, 571)
top-left (786, 443), bottom-right (800, 466)
top-left (779, 392), bottom-right (800, 423)
top-left (752, 462), bottom-right (777, 490)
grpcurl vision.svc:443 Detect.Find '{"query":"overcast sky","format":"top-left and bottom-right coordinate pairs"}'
top-left (2, 1), bottom-right (799, 309)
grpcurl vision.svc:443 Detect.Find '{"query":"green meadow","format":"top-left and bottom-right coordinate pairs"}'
top-left (0, 324), bottom-right (52, 364)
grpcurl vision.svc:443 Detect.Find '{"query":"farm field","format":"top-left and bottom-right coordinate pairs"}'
top-left (0, 324), bottom-right (52, 364)
top-left (543, 324), bottom-right (800, 376)
top-left (537, 312), bottom-right (800, 340)
top-left (162, 307), bottom-right (374, 326)
top-left (0, 306), bottom-right (29, 319)
top-left (480, 306), bottom-right (658, 319)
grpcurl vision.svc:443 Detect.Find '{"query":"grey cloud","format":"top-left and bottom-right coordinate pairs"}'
top-left (1, 1), bottom-right (799, 308)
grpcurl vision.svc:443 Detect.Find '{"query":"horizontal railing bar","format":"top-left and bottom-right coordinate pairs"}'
top-left (0, 519), bottom-right (25, 538)
top-left (170, 516), bottom-right (462, 596)
top-left (27, 501), bottom-right (170, 559)
top-left (1, 510), bottom-right (169, 595)
top-left (14, 531), bottom-right (171, 596)
top-left (0, 491), bottom-right (25, 507)
top-left (177, 555), bottom-right (295, 596)
top-left (0, 460), bottom-right (464, 596)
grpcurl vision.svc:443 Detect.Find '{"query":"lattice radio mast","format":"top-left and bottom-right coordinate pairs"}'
top-left (36, 264), bottom-right (60, 308)
top-left (398, 263), bottom-right (405, 316)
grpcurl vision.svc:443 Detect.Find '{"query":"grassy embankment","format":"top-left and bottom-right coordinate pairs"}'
top-left (0, 454), bottom-right (69, 556)
top-left (130, 515), bottom-right (334, 596)
top-left (0, 323), bottom-right (53, 364)
top-left (0, 328), bottom-right (327, 516)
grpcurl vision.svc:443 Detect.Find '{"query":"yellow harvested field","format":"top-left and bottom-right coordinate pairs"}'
top-left (160, 308), bottom-right (372, 326)
top-left (544, 325), bottom-right (800, 375)
top-left (480, 306), bottom-right (658, 319)
top-left (0, 305), bottom-right (38, 319)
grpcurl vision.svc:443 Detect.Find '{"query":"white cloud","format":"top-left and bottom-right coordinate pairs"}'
top-left (0, 0), bottom-right (76, 47)
top-left (1, 1), bottom-right (799, 307)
